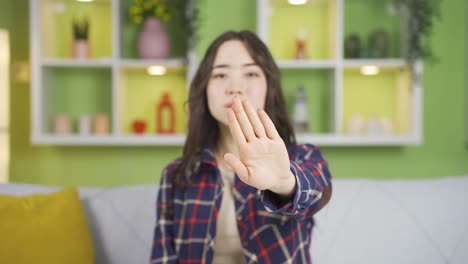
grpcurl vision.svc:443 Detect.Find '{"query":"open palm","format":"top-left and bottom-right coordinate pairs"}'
top-left (224, 98), bottom-right (295, 194)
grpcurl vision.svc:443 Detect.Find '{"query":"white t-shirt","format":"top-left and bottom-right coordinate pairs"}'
top-left (212, 167), bottom-right (246, 264)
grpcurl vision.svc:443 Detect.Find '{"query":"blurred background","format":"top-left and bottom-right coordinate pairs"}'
top-left (0, 0), bottom-right (466, 187)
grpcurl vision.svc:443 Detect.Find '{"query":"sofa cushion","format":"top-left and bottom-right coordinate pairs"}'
top-left (78, 185), bottom-right (158, 264)
top-left (0, 188), bottom-right (94, 264)
top-left (1, 176), bottom-right (467, 264)
top-left (0, 183), bottom-right (158, 264)
top-left (311, 176), bottom-right (468, 264)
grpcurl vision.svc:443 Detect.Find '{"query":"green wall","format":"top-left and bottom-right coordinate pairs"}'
top-left (2, 0), bottom-right (467, 187)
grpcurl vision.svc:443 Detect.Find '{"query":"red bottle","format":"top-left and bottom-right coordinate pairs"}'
top-left (156, 92), bottom-right (175, 134)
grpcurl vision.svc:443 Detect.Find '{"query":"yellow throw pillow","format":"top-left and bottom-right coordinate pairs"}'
top-left (0, 188), bottom-right (94, 264)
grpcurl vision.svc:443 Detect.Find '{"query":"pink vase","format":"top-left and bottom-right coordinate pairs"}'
top-left (137, 18), bottom-right (170, 59)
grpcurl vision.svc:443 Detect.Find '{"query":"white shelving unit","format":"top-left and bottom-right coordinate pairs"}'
top-left (256, 0), bottom-right (423, 146)
top-left (30, 0), bottom-right (194, 146)
top-left (30, 0), bottom-right (423, 146)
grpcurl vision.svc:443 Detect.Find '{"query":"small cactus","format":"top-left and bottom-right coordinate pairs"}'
top-left (72, 17), bottom-right (89, 40)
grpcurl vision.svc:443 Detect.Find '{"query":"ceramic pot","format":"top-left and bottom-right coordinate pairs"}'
top-left (72, 40), bottom-right (90, 58)
top-left (137, 18), bottom-right (170, 59)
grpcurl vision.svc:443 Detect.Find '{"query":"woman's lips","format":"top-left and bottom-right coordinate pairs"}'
top-left (224, 102), bottom-right (233, 108)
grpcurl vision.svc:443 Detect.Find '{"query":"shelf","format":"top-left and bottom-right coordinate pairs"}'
top-left (277, 59), bottom-right (336, 69)
top-left (42, 58), bottom-right (114, 67)
top-left (40, 58), bottom-right (187, 68)
top-left (119, 58), bottom-right (186, 68)
top-left (297, 134), bottom-right (421, 146)
top-left (343, 59), bottom-right (407, 68)
top-left (30, 133), bottom-right (420, 146)
top-left (31, 134), bottom-right (187, 146)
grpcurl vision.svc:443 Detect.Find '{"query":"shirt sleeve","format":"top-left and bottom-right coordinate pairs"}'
top-left (260, 143), bottom-right (332, 219)
top-left (150, 161), bottom-right (179, 264)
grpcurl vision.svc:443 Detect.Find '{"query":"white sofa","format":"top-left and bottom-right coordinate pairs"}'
top-left (1, 175), bottom-right (467, 264)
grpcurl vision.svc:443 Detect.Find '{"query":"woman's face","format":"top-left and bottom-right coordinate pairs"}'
top-left (206, 40), bottom-right (268, 127)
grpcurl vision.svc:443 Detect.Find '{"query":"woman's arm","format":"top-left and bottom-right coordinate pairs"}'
top-left (150, 162), bottom-right (178, 264)
top-left (223, 98), bottom-right (332, 219)
top-left (260, 144), bottom-right (332, 220)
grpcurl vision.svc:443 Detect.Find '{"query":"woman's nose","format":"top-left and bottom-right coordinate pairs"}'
top-left (226, 77), bottom-right (245, 95)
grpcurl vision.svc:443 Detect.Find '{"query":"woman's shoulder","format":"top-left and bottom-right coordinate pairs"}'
top-left (162, 158), bottom-right (183, 175)
top-left (287, 143), bottom-right (325, 161)
top-left (287, 143), bottom-right (321, 153)
top-left (160, 158), bottom-right (182, 185)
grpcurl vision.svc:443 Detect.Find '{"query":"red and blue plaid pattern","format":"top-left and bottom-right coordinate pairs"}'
top-left (151, 144), bottom-right (332, 263)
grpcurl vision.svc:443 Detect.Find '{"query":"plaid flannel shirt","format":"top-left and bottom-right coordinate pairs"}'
top-left (151, 143), bottom-right (332, 264)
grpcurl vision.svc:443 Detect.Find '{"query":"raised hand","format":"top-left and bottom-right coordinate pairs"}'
top-left (224, 98), bottom-right (296, 197)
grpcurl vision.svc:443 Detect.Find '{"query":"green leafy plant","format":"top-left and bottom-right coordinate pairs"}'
top-left (72, 16), bottom-right (90, 41)
top-left (393, 0), bottom-right (441, 63)
top-left (129, 0), bottom-right (173, 24)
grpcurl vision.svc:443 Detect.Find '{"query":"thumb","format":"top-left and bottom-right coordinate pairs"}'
top-left (223, 153), bottom-right (251, 182)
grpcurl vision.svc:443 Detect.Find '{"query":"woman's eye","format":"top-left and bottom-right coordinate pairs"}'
top-left (212, 73), bottom-right (227, 79)
top-left (246, 72), bottom-right (259, 78)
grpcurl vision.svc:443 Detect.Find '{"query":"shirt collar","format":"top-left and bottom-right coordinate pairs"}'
top-left (200, 146), bottom-right (217, 167)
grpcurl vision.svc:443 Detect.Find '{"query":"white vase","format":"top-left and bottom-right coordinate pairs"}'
top-left (79, 115), bottom-right (92, 135)
top-left (347, 114), bottom-right (364, 135)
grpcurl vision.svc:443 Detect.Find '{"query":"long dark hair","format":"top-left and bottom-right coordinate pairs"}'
top-left (173, 30), bottom-right (296, 187)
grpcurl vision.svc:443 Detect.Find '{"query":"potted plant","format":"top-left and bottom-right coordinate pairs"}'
top-left (72, 16), bottom-right (90, 58)
top-left (128, 0), bottom-right (197, 59)
top-left (392, 0), bottom-right (441, 63)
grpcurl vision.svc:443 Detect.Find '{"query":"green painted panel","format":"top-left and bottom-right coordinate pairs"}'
top-left (344, 0), bottom-right (401, 58)
top-left (0, 1), bottom-right (14, 29)
top-left (196, 0), bottom-right (256, 56)
top-left (269, 1), bottom-right (334, 59)
top-left (10, 146), bottom-right (183, 186)
top-left (281, 69), bottom-right (333, 133)
top-left (42, 0), bottom-right (112, 58)
top-left (120, 68), bottom-right (187, 134)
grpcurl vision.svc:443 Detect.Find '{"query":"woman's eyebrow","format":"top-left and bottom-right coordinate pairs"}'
top-left (213, 64), bottom-right (229, 69)
top-left (212, 62), bottom-right (258, 69)
top-left (243, 62), bottom-right (259, 67)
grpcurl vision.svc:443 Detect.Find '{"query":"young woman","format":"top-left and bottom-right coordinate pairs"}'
top-left (151, 30), bottom-right (332, 264)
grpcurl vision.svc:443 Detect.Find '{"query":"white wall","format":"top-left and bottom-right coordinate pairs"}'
top-left (0, 29), bottom-right (10, 183)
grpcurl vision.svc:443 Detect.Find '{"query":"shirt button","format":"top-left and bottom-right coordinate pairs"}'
top-left (242, 241), bottom-right (248, 247)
